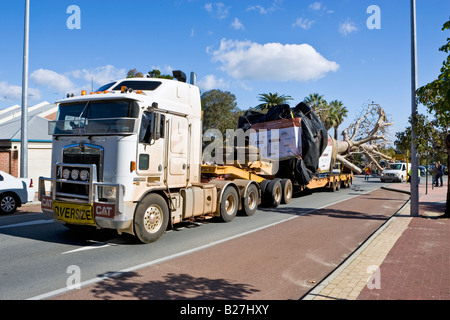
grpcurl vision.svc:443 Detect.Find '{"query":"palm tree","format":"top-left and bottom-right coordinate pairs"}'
top-left (304, 93), bottom-right (329, 125)
top-left (255, 92), bottom-right (293, 111)
top-left (328, 100), bottom-right (348, 139)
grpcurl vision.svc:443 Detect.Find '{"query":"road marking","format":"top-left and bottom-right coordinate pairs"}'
top-left (28, 189), bottom-right (370, 300)
top-left (0, 220), bottom-right (54, 229)
top-left (62, 243), bottom-right (112, 255)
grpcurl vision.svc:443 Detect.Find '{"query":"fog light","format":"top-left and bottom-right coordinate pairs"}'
top-left (62, 168), bottom-right (71, 179)
top-left (79, 169), bottom-right (89, 181)
top-left (71, 169), bottom-right (80, 180)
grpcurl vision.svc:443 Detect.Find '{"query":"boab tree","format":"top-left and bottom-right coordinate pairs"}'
top-left (334, 102), bottom-right (394, 174)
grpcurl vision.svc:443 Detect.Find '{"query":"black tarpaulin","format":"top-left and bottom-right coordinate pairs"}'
top-left (238, 102), bottom-right (328, 185)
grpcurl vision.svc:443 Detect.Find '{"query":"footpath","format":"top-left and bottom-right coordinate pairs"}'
top-left (303, 179), bottom-right (450, 300)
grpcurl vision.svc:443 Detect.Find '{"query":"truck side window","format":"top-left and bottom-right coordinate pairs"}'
top-left (139, 112), bottom-right (165, 143)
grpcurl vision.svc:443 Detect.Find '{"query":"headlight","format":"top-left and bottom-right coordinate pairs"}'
top-left (62, 168), bottom-right (71, 179)
top-left (101, 186), bottom-right (116, 199)
top-left (79, 169), bottom-right (89, 181)
top-left (71, 169), bottom-right (80, 180)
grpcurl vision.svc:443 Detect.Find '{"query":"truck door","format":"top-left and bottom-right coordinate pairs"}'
top-left (136, 112), bottom-right (165, 185)
top-left (167, 116), bottom-right (189, 187)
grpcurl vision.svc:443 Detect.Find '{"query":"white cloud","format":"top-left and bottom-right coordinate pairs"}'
top-left (309, 2), bottom-right (322, 11)
top-left (70, 65), bottom-right (126, 86)
top-left (0, 81), bottom-right (41, 102)
top-left (231, 18), bottom-right (244, 30)
top-left (246, 0), bottom-right (281, 15)
top-left (205, 2), bottom-right (230, 19)
top-left (197, 74), bottom-right (228, 91)
top-left (309, 2), bottom-right (333, 14)
top-left (211, 39), bottom-right (339, 82)
top-left (292, 18), bottom-right (314, 30)
top-left (339, 19), bottom-right (358, 36)
top-left (30, 69), bottom-right (74, 92)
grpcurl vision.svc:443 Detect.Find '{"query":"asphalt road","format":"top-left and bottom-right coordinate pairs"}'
top-left (0, 176), bottom-right (407, 300)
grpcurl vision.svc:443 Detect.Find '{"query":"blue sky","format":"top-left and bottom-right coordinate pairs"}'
top-left (1, 0), bottom-right (449, 141)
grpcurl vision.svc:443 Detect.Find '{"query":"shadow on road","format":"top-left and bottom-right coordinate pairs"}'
top-left (86, 271), bottom-right (260, 300)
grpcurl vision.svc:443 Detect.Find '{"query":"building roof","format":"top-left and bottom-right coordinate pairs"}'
top-left (0, 102), bottom-right (58, 143)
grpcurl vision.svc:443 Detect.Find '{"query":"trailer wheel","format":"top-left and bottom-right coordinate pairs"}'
top-left (219, 186), bottom-right (239, 222)
top-left (259, 179), bottom-right (270, 195)
top-left (264, 179), bottom-right (282, 208)
top-left (280, 178), bottom-right (293, 204)
top-left (330, 181), bottom-right (337, 192)
top-left (241, 183), bottom-right (259, 216)
top-left (134, 193), bottom-right (169, 244)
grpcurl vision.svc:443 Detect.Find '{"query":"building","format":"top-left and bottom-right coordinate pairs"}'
top-left (0, 102), bottom-right (57, 185)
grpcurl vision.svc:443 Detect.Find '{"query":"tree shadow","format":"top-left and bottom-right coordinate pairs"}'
top-left (89, 271), bottom-right (260, 300)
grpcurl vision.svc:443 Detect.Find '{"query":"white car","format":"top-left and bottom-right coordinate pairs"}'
top-left (0, 171), bottom-right (35, 214)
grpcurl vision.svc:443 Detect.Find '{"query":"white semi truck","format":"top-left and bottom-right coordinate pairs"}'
top-left (38, 71), bottom-right (352, 243)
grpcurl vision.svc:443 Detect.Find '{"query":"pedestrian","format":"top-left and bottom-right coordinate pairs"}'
top-left (364, 167), bottom-right (371, 181)
top-left (438, 161), bottom-right (444, 187)
top-left (434, 162), bottom-right (440, 187)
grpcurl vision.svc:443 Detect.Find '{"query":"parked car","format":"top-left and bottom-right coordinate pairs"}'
top-left (0, 171), bottom-right (35, 214)
top-left (418, 166), bottom-right (426, 176)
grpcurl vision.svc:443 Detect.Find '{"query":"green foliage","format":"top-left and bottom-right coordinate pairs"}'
top-left (126, 68), bottom-right (173, 79)
top-left (147, 69), bottom-right (173, 79)
top-left (394, 113), bottom-right (445, 163)
top-left (201, 89), bottom-right (242, 135)
top-left (127, 68), bottom-right (143, 78)
top-left (416, 19), bottom-right (450, 129)
top-left (304, 93), bottom-right (348, 136)
top-left (255, 93), bottom-right (293, 111)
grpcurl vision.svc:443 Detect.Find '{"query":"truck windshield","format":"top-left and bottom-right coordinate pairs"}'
top-left (49, 100), bottom-right (139, 135)
top-left (389, 164), bottom-right (403, 170)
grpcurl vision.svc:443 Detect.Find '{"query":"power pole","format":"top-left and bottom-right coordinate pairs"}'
top-left (20, 0), bottom-right (30, 178)
top-left (410, 0), bottom-right (419, 216)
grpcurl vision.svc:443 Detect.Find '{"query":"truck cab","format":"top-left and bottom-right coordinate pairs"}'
top-left (38, 73), bottom-right (213, 243)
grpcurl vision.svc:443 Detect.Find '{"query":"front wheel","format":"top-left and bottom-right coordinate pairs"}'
top-left (134, 193), bottom-right (169, 244)
top-left (0, 193), bottom-right (18, 214)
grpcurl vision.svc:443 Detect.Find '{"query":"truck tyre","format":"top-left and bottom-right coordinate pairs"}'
top-left (264, 179), bottom-right (282, 208)
top-left (336, 179), bottom-right (341, 191)
top-left (280, 178), bottom-right (293, 204)
top-left (134, 193), bottom-right (169, 244)
top-left (0, 193), bottom-right (19, 214)
top-left (330, 181), bottom-right (336, 192)
top-left (259, 179), bottom-right (270, 195)
top-left (219, 186), bottom-right (239, 222)
top-left (240, 183), bottom-right (259, 216)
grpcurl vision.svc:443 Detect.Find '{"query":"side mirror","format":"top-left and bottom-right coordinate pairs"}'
top-left (152, 113), bottom-right (162, 140)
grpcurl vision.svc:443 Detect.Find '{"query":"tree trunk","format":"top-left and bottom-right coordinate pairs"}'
top-left (443, 133), bottom-right (450, 218)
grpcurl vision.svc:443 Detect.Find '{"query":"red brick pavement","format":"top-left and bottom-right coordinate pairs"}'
top-left (358, 182), bottom-right (450, 300)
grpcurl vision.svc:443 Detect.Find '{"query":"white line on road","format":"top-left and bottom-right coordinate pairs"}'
top-left (0, 220), bottom-right (54, 229)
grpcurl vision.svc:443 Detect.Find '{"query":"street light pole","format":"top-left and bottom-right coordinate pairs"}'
top-left (20, 0), bottom-right (30, 178)
top-left (410, 0), bottom-right (419, 216)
